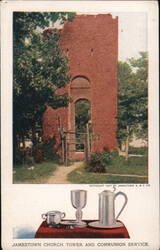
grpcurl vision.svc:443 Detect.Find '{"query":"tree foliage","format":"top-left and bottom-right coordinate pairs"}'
top-left (117, 52), bottom-right (148, 155)
top-left (128, 52), bottom-right (148, 138)
top-left (75, 99), bottom-right (91, 151)
top-left (75, 99), bottom-right (91, 133)
top-left (13, 12), bottom-right (75, 46)
top-left (13, 12), bottom-right (75, 159)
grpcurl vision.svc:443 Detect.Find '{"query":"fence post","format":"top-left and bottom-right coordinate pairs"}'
top-left (62, 136), bottom-right (65, 164)
top-left (60, 125), bottom-right (65, 164)
top-left (86, 123), bottom-right (91, 161)
top-left (84, 133), bottom-right (88, 161)
top-left (64, 135), bottom-right (68, 167)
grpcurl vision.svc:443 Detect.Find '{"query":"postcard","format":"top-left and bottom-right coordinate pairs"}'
top-left (1, 1), bottom-right (159, 250)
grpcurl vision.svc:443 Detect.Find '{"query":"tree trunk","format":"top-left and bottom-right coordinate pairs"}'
top-left (13, 128), bottom-right (18, 164)
top-left (125, 126), bottom-right (129, 161)
top-left (31, 121), bottom-right (36, 145)
top-left (22, 134), bottom-right (25, 149)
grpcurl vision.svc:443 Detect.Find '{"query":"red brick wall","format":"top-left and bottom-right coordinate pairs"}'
top-left (43, 14), bottom-right (118, 158)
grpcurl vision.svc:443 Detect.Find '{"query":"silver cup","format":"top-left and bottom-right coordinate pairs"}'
top-left (71, 189), bottom-right (87, 227)
top-left (42, 211), bottom-right (65, 227)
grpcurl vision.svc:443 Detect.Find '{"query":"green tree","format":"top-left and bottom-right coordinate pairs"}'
top-left (118, 52), bottom-right (148, 159)
top-left (129, 52), bottom-right (148, 139)
top-left (75, 99), bottom-right (91, 133)
top-left (13, 12), bottom-right (75, 46)
top-left (13, 12), bottom-right (75, 162)
top-left (75, 99), bottom-right (91, 151)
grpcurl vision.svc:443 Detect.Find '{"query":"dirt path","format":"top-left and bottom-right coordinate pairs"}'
top-left (46, 161), bottom-right (82, 184)
top-left (46, 161), bottom-right (147, 184)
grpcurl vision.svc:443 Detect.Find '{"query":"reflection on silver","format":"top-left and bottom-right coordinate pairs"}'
top-left (42, 211), bottom-right (65, 227)
top-left (89, 190), bottom-right (128, 228)
top-left (71, 190), bottom-right (87, 227)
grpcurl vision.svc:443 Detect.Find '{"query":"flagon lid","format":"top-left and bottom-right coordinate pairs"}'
top-left (99, 190), bottom-right (114, 196)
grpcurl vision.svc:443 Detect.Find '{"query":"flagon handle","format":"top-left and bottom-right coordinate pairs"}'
top-left (114, 191), bottom-right (128, 220)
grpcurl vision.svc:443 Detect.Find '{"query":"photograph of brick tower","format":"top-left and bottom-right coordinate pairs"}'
top-left (13, 12), bottom-right (148, 184)
top-left (43, 14), bottom-right (118, 162)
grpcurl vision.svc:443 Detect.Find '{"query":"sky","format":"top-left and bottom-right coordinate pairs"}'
top-left (115, 12), bottom-right (147, 61)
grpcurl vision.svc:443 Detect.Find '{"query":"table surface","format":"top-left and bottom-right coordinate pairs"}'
top-left (35, 220), bottom-right (130, 238)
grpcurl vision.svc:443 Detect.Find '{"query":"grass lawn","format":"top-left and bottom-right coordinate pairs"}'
top-left (13, 160), bottom-right (58, 184)
top-left (67, 156), bottom-right (148, 184)
top-left (106, 156), bottom-right (148, 176)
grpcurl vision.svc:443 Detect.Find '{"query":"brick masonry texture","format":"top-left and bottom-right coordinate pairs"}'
top-left (43, 14), bottom-right (118, 159)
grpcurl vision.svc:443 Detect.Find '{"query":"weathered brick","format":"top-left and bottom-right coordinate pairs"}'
top-left (43, 14), bottom-right (118, 159)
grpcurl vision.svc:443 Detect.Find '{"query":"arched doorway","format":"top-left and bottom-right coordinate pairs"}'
top-left (75, 99), bottom-right (91, 151)
top-left (68, 76), bottom-right (91, 159)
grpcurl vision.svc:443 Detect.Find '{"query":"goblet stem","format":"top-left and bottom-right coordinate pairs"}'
top-left (76, 208), bottom-right (82, 223)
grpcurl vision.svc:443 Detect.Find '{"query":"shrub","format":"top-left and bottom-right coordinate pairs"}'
top-left (14, 148), bottom-right (33, 166)
top-left (43, 137), bottom-right (59, 161)
top-left (85, 149), bottom-right (113, 173)
top-left (32, 137), bottom-right (59, 162)
top-left (14, 150), bottom-right (24, 165)
top-left (25, 156), bottom-right (34, 165)
top-left (32, 143), bottom-right (44, 163)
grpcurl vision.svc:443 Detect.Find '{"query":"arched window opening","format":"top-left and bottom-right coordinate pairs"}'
top-left (71, 76), bottom-right (90, 89)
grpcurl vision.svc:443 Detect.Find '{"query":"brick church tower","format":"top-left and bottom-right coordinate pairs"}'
top-left (43, 14), bottom-right (118, 160)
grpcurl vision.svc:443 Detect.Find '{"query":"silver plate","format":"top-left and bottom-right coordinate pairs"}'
top-left (60, 220), bottom-right (87, 228)
top-left (88, 221), bottom-right (123, 229)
